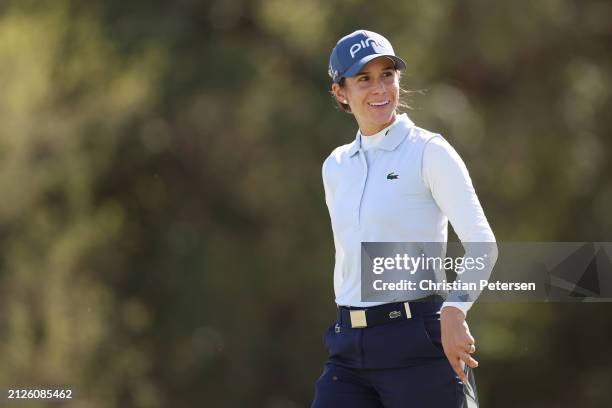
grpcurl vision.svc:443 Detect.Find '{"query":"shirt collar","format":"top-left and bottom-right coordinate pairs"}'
top-left (347, 113), bottom-right (415, 157)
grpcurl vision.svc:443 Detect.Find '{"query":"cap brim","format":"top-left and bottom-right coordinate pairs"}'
top-left (343, 54), bottom-right (407, 79)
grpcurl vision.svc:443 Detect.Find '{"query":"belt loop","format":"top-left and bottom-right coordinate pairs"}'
top-left (335, 306), bottom-right (343, 332)
top-left (403, 302), bottom-right (412, 319)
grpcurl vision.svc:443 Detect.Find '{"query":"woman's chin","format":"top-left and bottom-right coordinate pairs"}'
top-left (369, 111), bottom-right (395, 127)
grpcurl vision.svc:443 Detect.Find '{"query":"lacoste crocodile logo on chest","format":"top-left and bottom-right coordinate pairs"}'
top-left (387, 172), bottom-right (399, 180)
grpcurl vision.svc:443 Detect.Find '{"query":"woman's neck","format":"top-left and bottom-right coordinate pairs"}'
top-left (359, 114), bottom-right (397, 136)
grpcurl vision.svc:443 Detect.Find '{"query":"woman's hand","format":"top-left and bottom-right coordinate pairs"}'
top-left (440, 306), bottom-right (478, 382)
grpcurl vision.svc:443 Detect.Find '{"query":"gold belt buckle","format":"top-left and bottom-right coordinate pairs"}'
top-left (349, 310), bottom-right (367, 328)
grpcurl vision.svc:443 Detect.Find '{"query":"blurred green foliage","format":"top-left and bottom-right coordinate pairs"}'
top-left (0, 0), bottom-right (611, 407)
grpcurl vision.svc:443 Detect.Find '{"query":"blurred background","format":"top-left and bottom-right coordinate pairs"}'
top-left (0, 0), bottom-right (611, 407)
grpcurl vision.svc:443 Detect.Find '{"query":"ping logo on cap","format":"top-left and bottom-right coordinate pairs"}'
top-left (349, 38), bottom-right (382, 58)
top-left (328, 30), bottom-right (407, 83)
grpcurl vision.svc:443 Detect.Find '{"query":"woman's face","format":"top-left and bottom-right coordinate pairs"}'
top-left (332, 57), bottom-right (400, 135)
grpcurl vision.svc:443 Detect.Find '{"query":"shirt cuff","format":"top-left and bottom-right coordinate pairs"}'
top-left (441, 301), bottom-right (473, 317)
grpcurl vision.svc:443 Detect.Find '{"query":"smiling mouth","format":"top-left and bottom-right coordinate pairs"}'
top-left (368, 100), bottom-right (390, 107)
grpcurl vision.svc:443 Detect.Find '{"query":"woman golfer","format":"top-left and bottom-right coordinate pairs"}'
top-left (312, 30), bottom-right (497, 407)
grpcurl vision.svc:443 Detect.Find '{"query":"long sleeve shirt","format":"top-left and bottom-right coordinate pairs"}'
top-left (322, 113), bottom-right (498, 315)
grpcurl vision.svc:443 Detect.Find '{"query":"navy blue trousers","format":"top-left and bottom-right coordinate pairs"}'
top-left (312, 305), bottom-right (477, 407)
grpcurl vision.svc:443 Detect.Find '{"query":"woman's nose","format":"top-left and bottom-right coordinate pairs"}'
top-left (373, 77), bottom-right (387, 93)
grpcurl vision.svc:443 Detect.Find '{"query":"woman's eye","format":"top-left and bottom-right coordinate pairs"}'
top-left (358, 76), bottom-right (369, 81)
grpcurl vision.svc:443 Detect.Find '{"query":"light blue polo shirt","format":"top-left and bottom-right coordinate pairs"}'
top-left (322, 113), bottom-right (497, 314)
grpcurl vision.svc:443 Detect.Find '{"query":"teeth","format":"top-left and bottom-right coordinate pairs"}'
top-left (369, 101), bottom-right (389, 106)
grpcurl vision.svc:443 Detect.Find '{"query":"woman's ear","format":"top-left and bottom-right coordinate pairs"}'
top-left (331, 83), bottom-right (348, 104)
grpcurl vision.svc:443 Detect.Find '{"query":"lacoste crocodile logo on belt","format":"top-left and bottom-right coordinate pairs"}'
top-left (387, 172), bottom-right (399, 180)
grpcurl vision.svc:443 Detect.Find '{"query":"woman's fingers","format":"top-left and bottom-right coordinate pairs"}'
top-left (450, 357), bottom-right (467, 383)
top-left (460, 351), bottom-right (479, 368)
top-left (449, 348), bottom-right (477, 383)
top-left (440, 309), bottom-right (478, 383)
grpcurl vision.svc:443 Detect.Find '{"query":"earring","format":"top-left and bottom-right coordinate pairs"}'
top-left (343, 100), bottom-right (348, 104)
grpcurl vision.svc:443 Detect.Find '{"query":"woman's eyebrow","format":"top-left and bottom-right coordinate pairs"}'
top-left (356, 66), bottom-right (395, 76)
